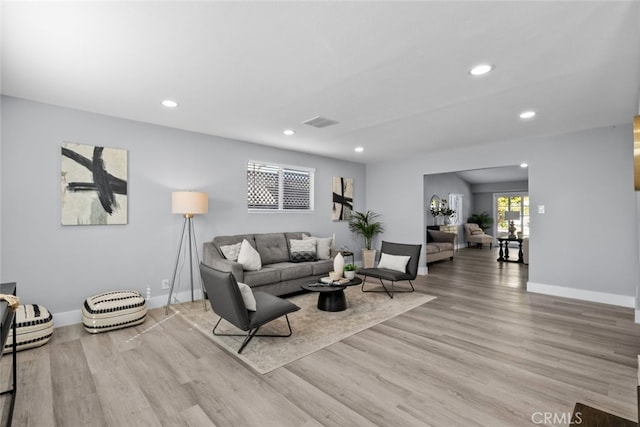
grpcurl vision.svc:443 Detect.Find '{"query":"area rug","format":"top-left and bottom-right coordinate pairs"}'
top-left (171, 285), bottom-right (436, 374)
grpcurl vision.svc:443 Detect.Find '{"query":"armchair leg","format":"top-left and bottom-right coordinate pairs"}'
top-left (212, 315), bottom-right (294, 354)
top-left (361, 277), bottom-right (415, 299)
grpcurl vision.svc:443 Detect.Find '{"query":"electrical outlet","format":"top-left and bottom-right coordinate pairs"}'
top-left (161, 279), bottom-right (170, 289)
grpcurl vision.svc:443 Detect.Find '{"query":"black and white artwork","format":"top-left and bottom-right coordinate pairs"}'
top-left (332, 176), bottom-right (353, 221)
top-left (61, 142), bottom-right (128, 225)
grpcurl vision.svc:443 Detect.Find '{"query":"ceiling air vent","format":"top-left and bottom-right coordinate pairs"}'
top-left (302, 116), bottom-right (339, 128)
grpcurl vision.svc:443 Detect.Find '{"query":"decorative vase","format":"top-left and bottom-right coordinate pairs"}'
top-left (344, 270), bottom-right (356, 280)
top-left (333, 252), bottom-right (344, 276)
top-left (362, 249), bottom-right (376, 269)
top-left (444, 216), bottom-right (450, 225)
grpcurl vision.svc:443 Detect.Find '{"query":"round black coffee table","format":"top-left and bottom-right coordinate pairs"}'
top-left (301, 277), bottom-right (363, 312)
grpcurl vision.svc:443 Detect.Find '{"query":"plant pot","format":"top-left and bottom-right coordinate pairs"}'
top-left (362, 249), bottom-right (376, 269)
top-left (344, 270), bottom-right (356, 280)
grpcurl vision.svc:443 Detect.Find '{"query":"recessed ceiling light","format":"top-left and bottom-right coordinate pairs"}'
top-left (162, 99), bottom-right (178, 108)
top-left (520, 163), bottom-right (528, 168)
top-left (469, 64), bottom-right (493, 76)
top-left (283, 129), bottom-right (295, 136)
top-left (355, 147), bottom-right (364, 152)
top-left (520, 111), bottom-right (536, 119)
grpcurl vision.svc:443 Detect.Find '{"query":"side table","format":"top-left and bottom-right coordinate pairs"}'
top-left (497, 237), bottom-right (524, 263)
top-left (339, 250), bottom-right (354, 265)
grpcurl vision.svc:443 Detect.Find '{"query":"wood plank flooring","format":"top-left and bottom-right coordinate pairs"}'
top-left (4, 247), bottom-right (640, 426)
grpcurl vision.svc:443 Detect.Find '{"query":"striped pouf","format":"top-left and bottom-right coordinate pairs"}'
top-left (3, 304), bottom-right (54, 353)
top-left (82, 290), bottom-right (147, 334)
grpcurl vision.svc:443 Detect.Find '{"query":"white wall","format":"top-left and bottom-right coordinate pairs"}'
top-left (367, 124), bottom-right (639, 307)
top-left (0, 96), bottom-right (366, 324)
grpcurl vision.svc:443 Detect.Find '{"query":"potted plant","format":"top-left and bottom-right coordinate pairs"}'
top-left (348, 210), bottom-right (384, 268)
top-left (468, 211), bottom-right (493, 231)
top-left (438, 201), bottom-right (456, 225)
top-left (343, 263), bottom-right (357, 280)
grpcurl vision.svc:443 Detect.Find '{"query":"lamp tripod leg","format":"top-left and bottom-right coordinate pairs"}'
top-left (188, 220), bottom-right (208, 312)
top-left (165, 217), bottom-right (188, 315)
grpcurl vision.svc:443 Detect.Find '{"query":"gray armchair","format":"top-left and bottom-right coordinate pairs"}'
top-left (199, 263), bottom-right (300, 354)
top-left (357, 241), bottom-right (422, 299)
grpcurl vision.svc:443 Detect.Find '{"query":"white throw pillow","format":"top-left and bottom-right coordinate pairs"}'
top-left (237, 282), bottom-right (257, 311)
top-left (220, 242), bottom-right (242, 261)
top-left (237, 239), bottom-right (262, 271)
top-left (302, 234), bottom-right (333, 260)
top-left (377, 253), bottom-right (411, 273)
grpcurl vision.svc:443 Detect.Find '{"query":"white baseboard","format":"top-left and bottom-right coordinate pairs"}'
top-left (52, 289), bottom-right (203, 328)
top-left (527, 281), bottom-right (635, 308)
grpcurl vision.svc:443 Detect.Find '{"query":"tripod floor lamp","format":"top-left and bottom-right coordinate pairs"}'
top-left (165, 191), bottom-right (208, 315)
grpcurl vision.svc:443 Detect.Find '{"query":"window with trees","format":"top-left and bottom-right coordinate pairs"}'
top-left (495, 193), bottom-right (529, 237)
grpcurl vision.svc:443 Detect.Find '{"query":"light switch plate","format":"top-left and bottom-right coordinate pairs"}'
top-left (537, 205), bottom-right (545, 214)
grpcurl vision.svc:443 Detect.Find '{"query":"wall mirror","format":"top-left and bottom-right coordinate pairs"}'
top-left (429, 194), bottom-right (440, 216)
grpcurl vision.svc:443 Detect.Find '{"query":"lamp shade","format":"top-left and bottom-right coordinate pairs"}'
top-left (172, 191), bottom-right (208, 215)
top-left (504, 211), bottom-right (519, 221)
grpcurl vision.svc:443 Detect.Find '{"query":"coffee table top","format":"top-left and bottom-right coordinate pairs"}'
top-left (318, 277), bottom-right (362, 287)
top-left (301, 283), bottom-right (345, 293)
top-left (301, 277), bottom-right (362, 293)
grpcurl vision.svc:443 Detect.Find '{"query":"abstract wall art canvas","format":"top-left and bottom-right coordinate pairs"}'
top-left (332, 176), bottom-right (353, 221)
top-left (61, 142), bottom-right (128, 225)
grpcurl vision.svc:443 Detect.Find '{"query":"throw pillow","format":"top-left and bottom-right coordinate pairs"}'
top-left (289, 239), bottom-right (316, 262)
top-left (237, 282), bottom-right (257, 311)
top-left (302, 234), bottom-right (333, 260)
top-left (237, 239), bottom-right (262, 271)
top-left (377, 253), bottom-right (410, 273)
top-left (220, 242), bottom-right (242, 261)
top-left (471, 230), bottom-right (484, 235)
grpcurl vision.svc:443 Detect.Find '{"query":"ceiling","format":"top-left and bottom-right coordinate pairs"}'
top-left (456, 165), bottom-right (528, 185)
top-left (2, 1), bottom-right (640, 164)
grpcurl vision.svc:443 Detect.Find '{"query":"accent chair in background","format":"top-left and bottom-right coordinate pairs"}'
top-left (463, 223), bottom-right (494, 249)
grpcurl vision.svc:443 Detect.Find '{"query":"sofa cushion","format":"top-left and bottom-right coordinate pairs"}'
top-left (302, 234), bottom-right (333, 260)
top-left (426, 244), bottom-right (441, 254)
top-left (377, 253), bottom-right (410, 273)
top-left (269, 262), bottom-right (313, 281)
top-left (237, 282), bottom-right (257, 311)
top-left (289, 239), bottom-right (316, 262)
top-left (311, 259), bottom-right (333, 276)
top-left (255, 233), bottom-right (290, 264)
top-left (238, 239), bottom-right (262, 271)
top-left (219, 242), bottom-right (242, 261)
top-left (431, 242), bottom-right (454, 252)
top-left (243, 267), bottom-right (281, 287)
top-left (213, 234), bottom-right (255, 255)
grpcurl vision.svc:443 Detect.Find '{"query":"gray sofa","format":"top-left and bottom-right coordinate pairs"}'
top-left (426, 230), bottom-right (455, 264)
top-left (202, 232), bottom-right (333, 296)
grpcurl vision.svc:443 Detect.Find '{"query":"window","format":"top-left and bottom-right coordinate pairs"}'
top-left (494, 192), bottom-right (529, 237)
top-left (448, 193), bottom-right (463, 225)
top-left (247, 161), bottom-right (314, 211)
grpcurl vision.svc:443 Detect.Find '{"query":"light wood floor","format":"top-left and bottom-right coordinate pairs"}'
top-left (4, 247), bottom-right (640, 426)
